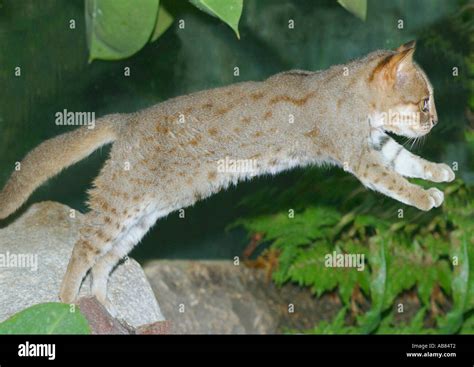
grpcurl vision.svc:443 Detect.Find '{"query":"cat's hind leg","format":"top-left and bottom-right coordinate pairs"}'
top-left (90, 205), bottom-right (163, 313)
top-left (59, 208), bottom-right (122, 304)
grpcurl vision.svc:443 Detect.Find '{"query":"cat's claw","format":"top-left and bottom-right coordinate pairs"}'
top-left (440, 164), bottom-right (455, 182)
top-left (427, 188), bottom-right (444, 208)
top-left (429, 164), bottom-right (455, 183)
top-left (415, 188), bottom-right (444, 211)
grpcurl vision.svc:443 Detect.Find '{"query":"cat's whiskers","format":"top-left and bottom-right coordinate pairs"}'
top-left (409, 137), bottom-right (419, 151)
top-left (402, 136), bottom-right (415, 150)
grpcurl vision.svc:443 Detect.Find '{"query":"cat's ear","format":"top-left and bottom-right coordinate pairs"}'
top-left (372, 46), bottom-right (415, 86)
top-left (391, 46), bottom-right (416, 78)
top-left (395, 40), bottom-right (416, 52)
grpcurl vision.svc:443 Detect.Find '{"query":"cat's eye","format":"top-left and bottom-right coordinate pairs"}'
top-left (421, 97), bottom-right (429, 113)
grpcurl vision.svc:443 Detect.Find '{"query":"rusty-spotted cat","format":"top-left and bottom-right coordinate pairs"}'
top-left (0, 41), bottom-right (454, 311)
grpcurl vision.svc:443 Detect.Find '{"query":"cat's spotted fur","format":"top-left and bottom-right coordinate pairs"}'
top-left (0, 41), bottom-right (454, 310)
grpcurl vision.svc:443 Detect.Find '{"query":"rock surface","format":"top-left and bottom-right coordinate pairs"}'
top-left (0, 201), bottom-right (164, 328)
top-left (145, 260), bottom-right (342, 334)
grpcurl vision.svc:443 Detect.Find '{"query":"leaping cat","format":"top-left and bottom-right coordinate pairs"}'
top-left (0, 41), bottom-right (454, 310)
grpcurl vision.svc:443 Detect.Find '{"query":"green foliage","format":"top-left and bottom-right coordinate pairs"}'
top-left (438, 232), bottom-right (472, 333)
top-left (235, 178), bottom-right (474, 334)
top-left (378, 308), bottom-right (436, 334)
top-left (189, 0), bottom-right (243, 39)
top-left (84, 0), bottom-right (374, 61)
top-left (85, 0), bottom-right (244, 61)
top-left (86, 0), bottom-right (161, 61)
top-left (151, 3), bottom-right (174, 42)
top-left (306, 307), bottom-right (358, 334)
top-left (337, 0), bottom-right (367, 21)
top-left (0, 303), bottom-right (91, 335)
top-left (357, 239), bottom-right (386, 334)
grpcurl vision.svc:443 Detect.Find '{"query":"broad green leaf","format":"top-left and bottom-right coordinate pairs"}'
top-left (467, 238), bottom-right (474, 310)
top-left (439, 232), bottom-right (470, 334)
top-left (189, 0), bottom-right (243, 38)
top-left (450, 233), bottom-right (469, 312)
top-left (151, 4), bottom-right (174, 42)
top-left (86, 0), bottom-right (160, 61)
top-left (337, 0), bottom-right (367, 21)
top-left (358, 239), bottom-right (386, 334)
top-left (459, 313), bottom-right (474, 334)
top-left (368, 239), bottom-right (387, 311)
top-left (438, 311), bottom-right (464, 335)
top-left (357, 309), bottom-right (381, 334)
top-left (0, 303), bottom-right (90, 335)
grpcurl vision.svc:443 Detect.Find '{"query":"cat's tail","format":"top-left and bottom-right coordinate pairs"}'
top-left (0, 113), bottom-right (123, 220)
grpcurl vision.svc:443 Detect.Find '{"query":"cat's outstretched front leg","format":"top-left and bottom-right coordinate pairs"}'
top-left (371, 131), bottom-right (455, 182)
top-left (351, 150), bottom-right (444, 211)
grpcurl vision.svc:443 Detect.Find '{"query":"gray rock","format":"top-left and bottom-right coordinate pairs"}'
top-left (145, 260), bottom-right (342, 334)
top-left (0, 201), bottom-right (164, 328)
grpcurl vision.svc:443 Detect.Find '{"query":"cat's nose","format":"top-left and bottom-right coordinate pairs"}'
top-left (431, 118), bottom-right (438, 126)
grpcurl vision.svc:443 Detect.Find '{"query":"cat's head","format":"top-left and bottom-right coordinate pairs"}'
top-left (370, 41), bottom-right (438, 138)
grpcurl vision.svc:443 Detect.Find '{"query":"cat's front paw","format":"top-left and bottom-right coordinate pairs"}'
top-left (415, 188), bottom-right (444, 211)
top-left (427, 187), bottom-right (444, 207)
top-left (427, 163), bottom-right (455, 183)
